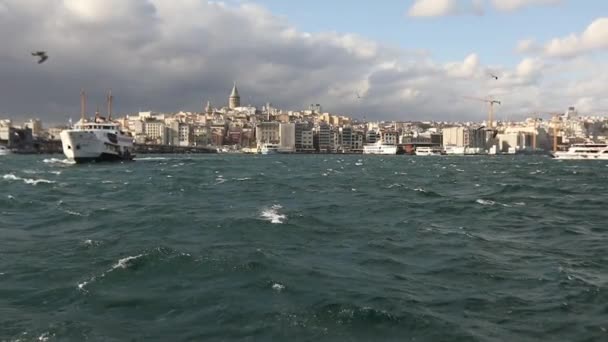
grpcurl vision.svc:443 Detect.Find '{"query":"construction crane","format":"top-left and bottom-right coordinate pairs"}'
top-left (530, 111), bottom-right (564, 152)
top-left (463, 96), bottom-right (501, 129)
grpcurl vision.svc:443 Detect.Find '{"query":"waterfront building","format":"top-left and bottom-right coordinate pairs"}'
top-left (295, 122), bottom-right (314, 152)
top-left (442, 126), bottom-right (487, 149)
top-left (316, 122), bottom-right (331, 153)
top-left (144, 120), bottom-right (168, 145)
top-left (279, 122), bottom-right (296, 153)
top-left (256, 122), bottom-right (280, 144)
top-left (381, 131), bottom-right (398, 145)
top-left (24, 119), bottom-right (43, 137)
top-left (341, 127), bottom-right (353, 151)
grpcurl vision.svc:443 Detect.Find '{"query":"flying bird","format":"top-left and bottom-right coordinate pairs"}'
top-left (356, 92), bottom-right (364, 99)
top-left (31, 51), bottom-right (48, 64)
top-left (489, 73), bottom-right (498, 80)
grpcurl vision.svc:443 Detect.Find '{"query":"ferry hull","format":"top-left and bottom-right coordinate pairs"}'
top-left (60, 130), bottom-right (134, 163)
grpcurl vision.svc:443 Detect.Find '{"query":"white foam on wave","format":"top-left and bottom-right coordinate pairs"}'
top-left (43, 158), bottom-right (75, 165)
top-left (272, 283), bottom-right (285, 292)
top-left (63, 209), bottom-right (87, 217)
top-left (476, 199), bottom-right (496, 206)
top-left (37, 332), bottom-right (52, 341)
top-left (413, 187), bottom-right (427, 193)
top-left (113, 254), bottom-right (145, 270)
top-left (7, 194), bottom-right (15, 200)
top-left (134, 157), bottom-right (168, 161)
top-left (261, 204), bottom-right (287, 224)
top-left (3, 174), bottom-right (56, 186)
top-left (235, 177), bottom-right (251, 181)
top-left (78, 253), bottom-right (147, 292)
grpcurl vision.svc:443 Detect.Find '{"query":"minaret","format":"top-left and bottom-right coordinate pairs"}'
top-left (229, 82), bottom-right (240, 109)
top-left (205, 100), bottom-right (212, 115)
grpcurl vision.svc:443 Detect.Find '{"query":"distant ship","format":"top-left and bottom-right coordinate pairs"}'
top-left (362, 141), bottom-right (397, 155)
top-left (60, 90), bottom-right (134, 163)
top-left (415, 146), bottom-right (443, 156)
top-left (552, 143), bottom-right (608, 160)
top-left (0, 145), bottom-right (11, 156)
top-left (259, 143), bottom-right (279, 155)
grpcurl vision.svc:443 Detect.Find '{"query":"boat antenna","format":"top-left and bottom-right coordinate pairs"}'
top-left (80, 89), bottom-right (86, 123)
top-left (107, 89), bottom-right (113, 121)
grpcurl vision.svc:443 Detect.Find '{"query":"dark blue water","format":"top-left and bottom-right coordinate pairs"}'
top-left (1, 154), bottom-right (607, 341)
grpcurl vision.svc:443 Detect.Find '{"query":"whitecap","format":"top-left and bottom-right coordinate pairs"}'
top-left (476, 199), bottom-right (496, 206)
top-left (3, 174), bottom-right (19, 181)
top-left (236, 177), bottom-right (251, 181)
top-left (3, 174), bottom-right (55, 185)
top-left (134, 157), bottom-right (168, 161)
top-left (7, 194), bottom-right (15, 200)
top-left (355, 162), bottom-right (363, 166)
top-left (23, 178), bottom-right (55, 185)
top-left (413, 188), bottom-right (426, 193)
top-left (63, 209), bottom-right (87, 217)
top-left (48, 171), bottom-right (62, 175)
top-left (112, 254), bottom-right (145, 270)
top-left (272, 283), bottom-right (285, 292)
top-left (261, 205), bottom-right (287, 224)
top-left (43, 158), bottom-right (74, 165)
top-left (37, 332), bottom-right (52, 342)
top-left (83, 239), bottom-right (101, 247)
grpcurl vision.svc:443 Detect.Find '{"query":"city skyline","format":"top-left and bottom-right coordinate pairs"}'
top-left (1, 0), bottom-right (608, 123)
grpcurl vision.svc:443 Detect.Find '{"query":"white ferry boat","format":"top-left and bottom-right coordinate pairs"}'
top-left (552, 143), bottom-right (608, 160)
top-left (444, 146), bottom-right (465, 155)
top-left (415, 146), bottom-right (443, 156)
top-left (0, 145), bottom-right (11, 155)
top-left (60, 90), bottom-right (134, 163)
top-left (362, 141), bottom-right (397, 155)
top-left (259, 143), bottom-right (279, 155)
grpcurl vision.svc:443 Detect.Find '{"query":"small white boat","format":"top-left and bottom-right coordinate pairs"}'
top-left (362, 141), bottom-right (397, 155)
top-left (415, 146), bottom-right (443, 156)
top-left (0, 145), bottom-right (11, 155)
top-left (259, 143), bottom-right (279, 155)
top-left (444, 146), bottom-right (465, 155)
top-left (552, 143), bottom-right (608, 160)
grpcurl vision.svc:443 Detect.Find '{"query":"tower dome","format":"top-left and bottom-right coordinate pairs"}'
top-left (229, 82), bottom-right (240, 109)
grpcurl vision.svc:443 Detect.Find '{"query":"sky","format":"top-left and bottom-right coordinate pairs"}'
top-left (1, 0), bottom-right (608, 125)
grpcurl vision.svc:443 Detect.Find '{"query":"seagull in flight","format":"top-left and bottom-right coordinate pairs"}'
top-left (489, 73), bottom-right (498, 80)
top-left (356, 92), bottom-right (364, 99)
top-left (31, 51), bottom-right (48, 64)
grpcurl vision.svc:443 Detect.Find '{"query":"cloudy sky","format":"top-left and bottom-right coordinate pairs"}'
top-left (1, 0), bottom-right (608, 124)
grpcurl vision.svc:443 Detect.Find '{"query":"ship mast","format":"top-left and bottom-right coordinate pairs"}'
top-left (107, 90), bottom-right (113, 121)
top-left (80, 89), bottom-right (86, 123)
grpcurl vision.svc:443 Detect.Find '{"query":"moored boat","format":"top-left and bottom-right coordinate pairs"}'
top-left (60, 90), bottom-right (134, 163)
top-left (552, 143), bottom-right (608, 160)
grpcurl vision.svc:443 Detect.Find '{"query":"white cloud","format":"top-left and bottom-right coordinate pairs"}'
top-left (516, 38), bottom-right (540, 53)
top-left (0, 0), bottom-right (605, 123)
top-left (543, 17), bottom-right (608, 58)
top-left (518, 17), bottom-right (608, 58)
top-left (491, 0), bottom-right (561, 12)
top-left (408, 0), bottom-right (561, 17)
top-left (407, 0), bottom-right (483, 17)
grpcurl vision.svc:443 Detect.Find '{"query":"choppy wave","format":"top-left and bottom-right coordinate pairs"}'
top-left (3, 174), bottom-right (56, 185)
top-left (2, 154), bottom-right (607, 341)
top-left (260, 204), bottom-right (287, 224)
top-left (43, 158), bottom-right (75, 165)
